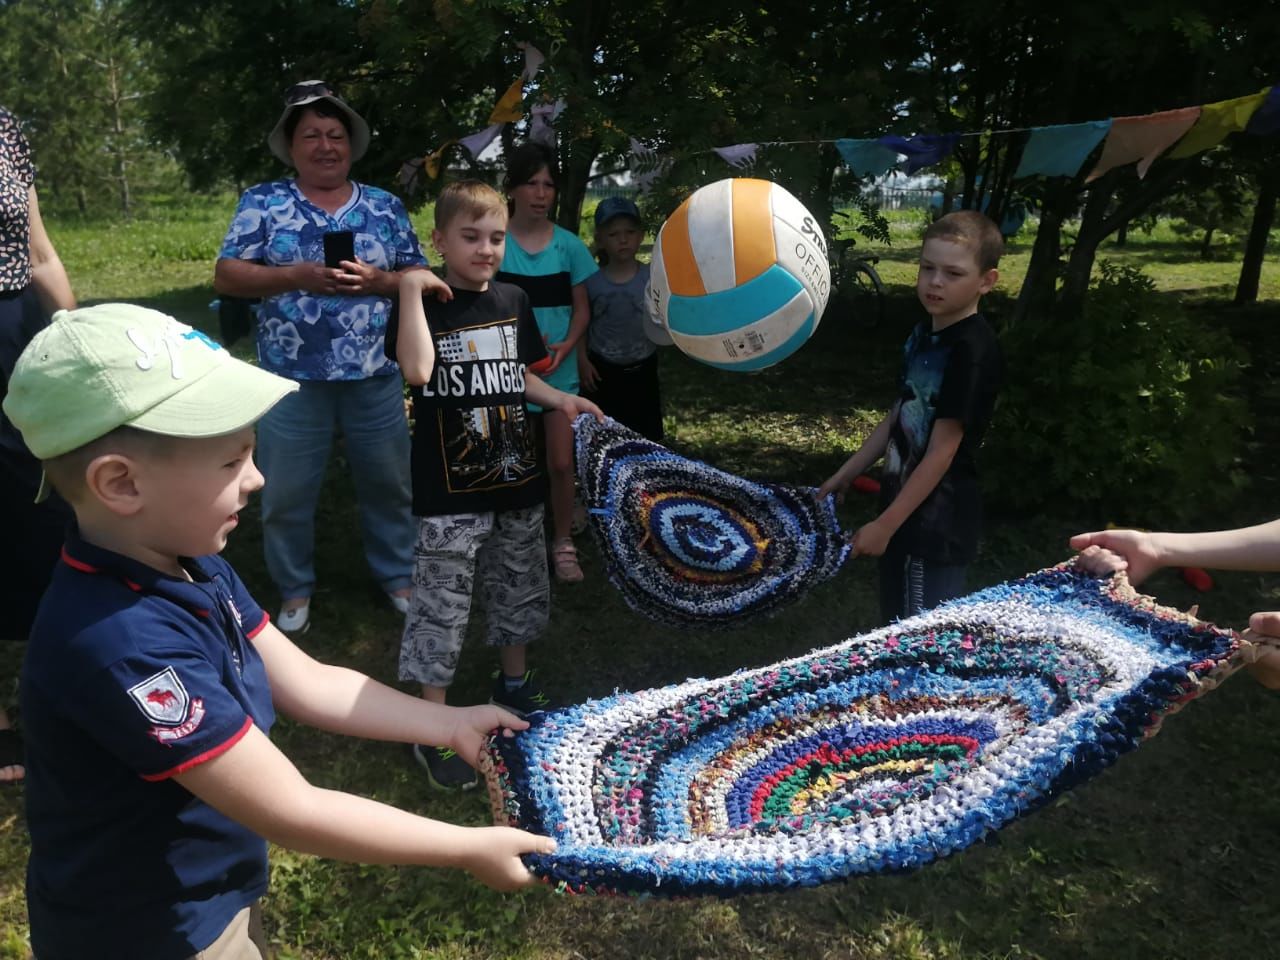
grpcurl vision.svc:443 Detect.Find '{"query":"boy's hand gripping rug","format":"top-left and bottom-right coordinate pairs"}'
top-left (480, 565), bottom-right (1268, 896)
top-left (573, 415), bottom-right (850, 627)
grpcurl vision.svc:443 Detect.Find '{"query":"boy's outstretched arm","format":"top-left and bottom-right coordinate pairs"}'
top-left (1069, 521), bottom-right (1280, 688)
top-left (1070, 520), bottom-right (1280, 586)
top-left (174, 725), bottom-right (554, 890)
top-left (524, 372), bottom-right (605, 423)
top-left (251, 622), bottom-right (523, 767)
top-left (394, 271), bottom-right (443, 385)
top-left (850, 418), bottom-right (963, 557)
top-left (817, 405), bottom-right (897, 501)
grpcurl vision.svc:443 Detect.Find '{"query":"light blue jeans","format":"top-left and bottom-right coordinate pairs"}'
top-left (256, 373), bottom-right (413, 602)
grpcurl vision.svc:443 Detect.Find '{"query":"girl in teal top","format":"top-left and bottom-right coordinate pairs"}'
top-left (497, 143), bottom-right (598, 582)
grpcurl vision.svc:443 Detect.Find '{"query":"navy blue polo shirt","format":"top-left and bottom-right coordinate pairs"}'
top-left (22, 527), bottom-right (275, 960)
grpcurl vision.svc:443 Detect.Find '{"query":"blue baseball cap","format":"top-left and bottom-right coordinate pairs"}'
top-left (594, 196), bottom-right (641, 228)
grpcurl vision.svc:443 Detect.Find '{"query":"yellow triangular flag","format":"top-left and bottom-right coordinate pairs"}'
top-left (1168, 90), bottom-right (1268, 158)
top-left (425, 140), bottom-right (454, 180)
top-left (489, 77), bottom-right (525, 124)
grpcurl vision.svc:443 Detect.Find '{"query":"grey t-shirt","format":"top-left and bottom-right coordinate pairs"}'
top-left (586, 263), bottom-right (654, 364)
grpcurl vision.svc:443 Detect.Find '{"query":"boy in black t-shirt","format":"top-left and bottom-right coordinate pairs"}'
top-left (388, 181), bottom-right (602, 789)
top-left (818, 211), bottom-right (1003, 623)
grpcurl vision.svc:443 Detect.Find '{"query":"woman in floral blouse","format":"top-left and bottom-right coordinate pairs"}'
top-left (215, 82), bottom-right (449, 633)
top-left (0, 104), bottom-right (76, 783)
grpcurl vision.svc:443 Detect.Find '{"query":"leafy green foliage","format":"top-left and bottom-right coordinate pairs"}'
top-left (832, 196), bottom-right (892, 248)
top-left (1161, 154), bottom-right (1255, 260)
top-left (986, 261), bottom-right (1250, 528)
top-left (0, 0), bottom-right (180, 216)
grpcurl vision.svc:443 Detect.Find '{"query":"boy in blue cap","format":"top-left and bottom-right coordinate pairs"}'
top-left (3, 303), bottom-right (554, 960)
top-left (580, 195), bottom-right (665, 442)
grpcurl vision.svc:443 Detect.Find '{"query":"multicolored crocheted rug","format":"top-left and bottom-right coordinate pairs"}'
top-left (574, 415), bottom-right (850, 627)
top-left (481, 566), bottom-right (1254, 896)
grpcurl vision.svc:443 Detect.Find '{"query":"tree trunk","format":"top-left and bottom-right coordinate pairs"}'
top-left (556, 137), bottom-right (598, 234)
top-left (1199, 225), bottom-right (1214, 261)
top-left (809, 143), bottom-right (839, 243)
top-left (940, 177), bottom-right (956, 217)
top-left (1058, 162), bottom-right (1188, 321)
top-left (1012, 199), bottom-right (1065, 326)
top-left (106, 58), bottom-right (132, 218)
top-left (1234, 171), bottom-right (1278, 305)
top-left (1058, 175), bottom-right (1117, 318)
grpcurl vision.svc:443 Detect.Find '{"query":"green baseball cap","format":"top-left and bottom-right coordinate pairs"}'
top-left (3, 303), bottom-right (298, 465)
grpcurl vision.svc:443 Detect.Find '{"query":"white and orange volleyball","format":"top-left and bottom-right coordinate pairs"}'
top-left (645, 178), bottom-right (830, 371)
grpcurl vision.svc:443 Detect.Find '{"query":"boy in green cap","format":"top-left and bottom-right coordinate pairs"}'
top-left (4, 303), bottom-right (554, 960)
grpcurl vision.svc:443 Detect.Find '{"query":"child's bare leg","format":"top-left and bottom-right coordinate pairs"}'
top-left (0, 707), bottom-right (21, 783)
top-left (499, 645), bottom-right (528, 678)
top-left (421, 685), bottom-right (447, 705)
top-left (543, 413), bottom-right (575, 544)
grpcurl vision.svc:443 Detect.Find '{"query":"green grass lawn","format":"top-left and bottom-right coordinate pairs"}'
top-left (2, 198), bottom-right (1279, 959)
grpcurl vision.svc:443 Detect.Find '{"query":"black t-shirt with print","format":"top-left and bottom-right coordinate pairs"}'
top-left (878, 312), bottom-right (1002, 564)
top-left (387, 281), bottom-right (548, 516)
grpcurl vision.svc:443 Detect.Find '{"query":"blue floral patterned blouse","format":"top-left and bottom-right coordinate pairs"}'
top-left (218, 179), bottom-right (427, 380)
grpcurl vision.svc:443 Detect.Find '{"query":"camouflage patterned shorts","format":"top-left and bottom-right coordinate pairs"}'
top-left (398, 506), bottom-right (549, 688)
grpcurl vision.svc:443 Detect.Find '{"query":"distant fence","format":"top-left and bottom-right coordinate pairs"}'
top-left (863, 186), bottom-right (938, 210)
top-left (584, 183), bottom-right (941, 209)
top-left (584, 183), bottom-right (636, 202)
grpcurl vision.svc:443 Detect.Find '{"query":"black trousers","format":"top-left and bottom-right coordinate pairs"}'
top-left (582, 350), bottom-right (664, 442)
top-left (0, 286), bottom-right (71, 641)
top-left (878, 546), bottom-right (967, 625)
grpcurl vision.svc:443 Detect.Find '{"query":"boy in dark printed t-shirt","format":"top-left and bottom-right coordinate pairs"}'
top-left (818, 211), bottom-right (1003, 622)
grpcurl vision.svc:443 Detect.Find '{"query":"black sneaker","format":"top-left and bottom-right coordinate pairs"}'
top-left (490, 670), bottom-right (555, 717)
top-left (412, 743), bottom-right (477, 791)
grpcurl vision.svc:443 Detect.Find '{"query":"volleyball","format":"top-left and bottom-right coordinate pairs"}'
top-left (645, 178), bottom-right (831, 371)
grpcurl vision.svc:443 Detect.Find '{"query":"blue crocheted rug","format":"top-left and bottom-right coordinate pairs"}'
top-left (481, 566), bottom-right (1248, 896)
top-left (574, 415), bottom-right (850, 627)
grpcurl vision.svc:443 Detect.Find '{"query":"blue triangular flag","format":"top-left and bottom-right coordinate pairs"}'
top-left (1014, 121), bottom-right (1113, 178)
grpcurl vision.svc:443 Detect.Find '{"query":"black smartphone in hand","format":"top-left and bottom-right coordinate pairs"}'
top-left (323, 230), bottom-right (356, 268)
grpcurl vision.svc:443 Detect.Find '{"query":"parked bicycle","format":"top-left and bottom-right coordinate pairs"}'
top-left (828, 236), bottom-right (886, 327)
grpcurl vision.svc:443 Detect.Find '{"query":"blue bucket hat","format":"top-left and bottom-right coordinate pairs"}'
top-left (595, 196), bottom-right (642, 229)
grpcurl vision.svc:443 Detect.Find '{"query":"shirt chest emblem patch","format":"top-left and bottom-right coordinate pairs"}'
top-left (127, 666), bottom-right (206, 742)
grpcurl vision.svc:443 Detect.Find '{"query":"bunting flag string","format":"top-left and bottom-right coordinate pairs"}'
top-left (410, 69), bottom-right (1274, 192)
top-left (414, 41), bottom-right (557, 181)
top-left (613, 84), bottom-right (1275, 194)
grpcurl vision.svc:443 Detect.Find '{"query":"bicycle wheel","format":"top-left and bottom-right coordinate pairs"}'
top-left (844, 258), bottom-right (885, 327)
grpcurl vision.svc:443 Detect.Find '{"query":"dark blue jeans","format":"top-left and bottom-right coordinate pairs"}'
top-left (255, 374), bottom-right (413, 601)
top-left (878, 549), bottom-right (967, 624)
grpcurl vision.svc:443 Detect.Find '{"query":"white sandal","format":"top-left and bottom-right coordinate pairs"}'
top-left (277, 601), bottom-right (311, 633)
top-left (551, 539), bottom-right (584, 583)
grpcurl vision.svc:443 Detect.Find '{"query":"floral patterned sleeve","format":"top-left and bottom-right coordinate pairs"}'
top-left (0, 106), bottom-right (36, 290)
top-left (388, 194), bottom-right (427, 269)
top-left (217, 189), bottom-right (269, 262)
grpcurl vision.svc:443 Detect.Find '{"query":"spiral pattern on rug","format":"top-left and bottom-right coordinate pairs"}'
top-left (481, 566), bottom-right (1243, 896)
top-left (573, 414), bottom-right (850, 627)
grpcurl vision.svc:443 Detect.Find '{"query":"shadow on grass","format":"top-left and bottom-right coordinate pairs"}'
top-left (80, 283), bottom-right (220, 333)
top-left (4, 279), bottom-right (1280, 959)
